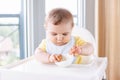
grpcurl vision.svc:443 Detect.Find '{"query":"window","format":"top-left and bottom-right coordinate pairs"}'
top-left (0, 0), bottom-right (25, 66)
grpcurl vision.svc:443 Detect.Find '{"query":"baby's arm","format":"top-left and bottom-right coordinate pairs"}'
top-left (70, 42), bottom-right (94, 56)
top-left (34, 47), bottom-right (50, 63)
top-left (34, 48), bottom-right (62, 64)
top-left (79, 42), bottom-right (94, 56)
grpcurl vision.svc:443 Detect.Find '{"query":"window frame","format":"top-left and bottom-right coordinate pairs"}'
top-left (0, 0), bottom-right (26, 59)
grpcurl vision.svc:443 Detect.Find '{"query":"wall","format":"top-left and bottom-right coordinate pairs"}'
top-left (86, 0), bottom-right (95, 37)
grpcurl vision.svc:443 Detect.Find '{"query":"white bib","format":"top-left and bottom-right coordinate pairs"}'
top-left (46, 36), bottom-right (75, 55)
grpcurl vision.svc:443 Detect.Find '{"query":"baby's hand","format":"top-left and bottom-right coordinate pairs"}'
top-left (69, 46), bottom-right (81, 56)
top-left (49, 54), bottom-right (62, 63)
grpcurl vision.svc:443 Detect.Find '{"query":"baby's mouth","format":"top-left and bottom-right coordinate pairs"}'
top-left (56, 42), bottom-right (67, 46)
top-left (56, 42), bottom-right (64, 46)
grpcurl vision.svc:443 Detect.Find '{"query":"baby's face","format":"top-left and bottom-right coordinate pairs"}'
top-left (46, 22), bottom-right (73, 46)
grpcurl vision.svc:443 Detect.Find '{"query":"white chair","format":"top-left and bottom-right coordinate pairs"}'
top-left (72, 26), bottom-right (97, 57)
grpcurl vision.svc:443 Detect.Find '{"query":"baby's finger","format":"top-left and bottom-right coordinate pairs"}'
top-left (53, 55), bottom-right (59, 62)
top-left (58, 54), bottom-right (62, 60)
top-left (55, 55), bottom-right (61, 62)
top-left (70, 48), bottom-right (76, 55)
top-left (74, 53), bottom-right (79, 56)
top-left (49, 54), bottom-right (55, 63)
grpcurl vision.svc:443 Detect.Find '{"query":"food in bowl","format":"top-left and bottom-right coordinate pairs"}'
top-left (55, 54), bottom-right (74, 67)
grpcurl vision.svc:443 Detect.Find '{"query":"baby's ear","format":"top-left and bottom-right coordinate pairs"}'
top-left (71, 22), bottom-right (74, 28)
top-left (71, 23), bottom-right (74, 28)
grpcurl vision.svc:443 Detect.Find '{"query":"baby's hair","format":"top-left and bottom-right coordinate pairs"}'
top-left (45, 8), bottom-right (74, 26)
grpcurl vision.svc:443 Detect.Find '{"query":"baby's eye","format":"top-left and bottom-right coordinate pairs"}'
top-left (52, 33), bottom-right (57, 36)
top-left (62, 33), bottom-right (68, 36)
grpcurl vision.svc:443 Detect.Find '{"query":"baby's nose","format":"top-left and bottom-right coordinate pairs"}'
top-left (57, 34), bottom-right (63, 41)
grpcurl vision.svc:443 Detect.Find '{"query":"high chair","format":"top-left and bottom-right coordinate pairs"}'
top-left (0, 27), bottom-right (107, 80)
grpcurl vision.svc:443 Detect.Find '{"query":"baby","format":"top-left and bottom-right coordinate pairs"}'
top-left (34, 8), bottom-right (94, 64)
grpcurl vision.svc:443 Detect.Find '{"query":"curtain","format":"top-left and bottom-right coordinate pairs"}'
top-left (98, 0), bottom-right (120, 80)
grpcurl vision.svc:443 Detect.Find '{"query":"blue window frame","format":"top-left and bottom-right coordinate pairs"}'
top-left (0, 0), bottom-right (25, 66)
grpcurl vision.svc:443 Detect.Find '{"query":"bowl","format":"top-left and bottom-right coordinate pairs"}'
top-left (55, 54), bottom-right (74, 67)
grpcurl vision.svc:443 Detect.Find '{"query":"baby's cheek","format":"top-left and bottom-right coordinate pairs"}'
top-left (50, 38), bottom-right (57, 43)
top-left (64, 36), bottom-right (70, 42)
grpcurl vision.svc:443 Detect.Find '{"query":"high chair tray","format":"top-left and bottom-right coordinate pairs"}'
top-left (0, 57), bottom-right (107, 80)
